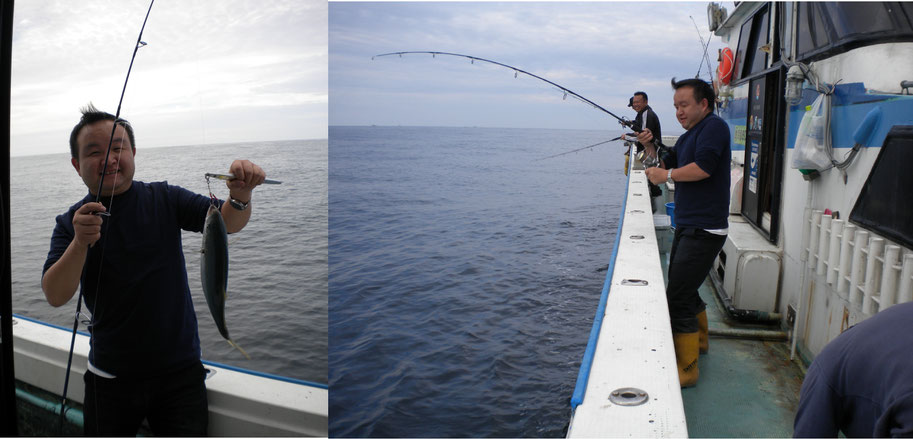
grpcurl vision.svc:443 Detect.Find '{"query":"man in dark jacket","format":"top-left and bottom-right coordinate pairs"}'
top-left (637, 78), bottom-right (730, 387)
top-left (630, 92), bottom-right (664, 201)
top-left (631, 91), bottom-right (662, 150)
top-left (794, 301), bottom-right (913, 437)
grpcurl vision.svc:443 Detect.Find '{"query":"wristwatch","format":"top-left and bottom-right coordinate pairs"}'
top-left (229, 197), bottom-right (250, 211)
top-left (666, 168), bottom-right (674, 185)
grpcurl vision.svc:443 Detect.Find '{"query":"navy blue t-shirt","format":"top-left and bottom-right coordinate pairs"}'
top-left (669, 113), bottom-right (731, 230)
top-left (794, 301), bottom-right (913, 437)
top-left (43, 181), bottom-right (217, 378)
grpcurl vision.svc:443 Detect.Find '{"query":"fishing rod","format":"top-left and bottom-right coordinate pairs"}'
top-left (373, 51), bottom-right (638, 130)
top-left (59, 0), bottom-right (156, 433)
top-left (690, 16), bottom-right (714, 82)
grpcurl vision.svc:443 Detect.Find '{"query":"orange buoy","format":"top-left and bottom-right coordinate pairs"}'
top-left (717, 47), bottom-right (734, 85)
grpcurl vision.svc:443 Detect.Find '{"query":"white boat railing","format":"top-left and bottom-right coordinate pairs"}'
top-left (11, 314), bottom-right (328, 436)
top-left (567, 156), bottom-right (687, 438)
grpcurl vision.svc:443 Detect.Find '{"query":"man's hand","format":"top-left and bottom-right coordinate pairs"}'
top-left (73, 202), bottom-right (106, 247)
top-left (645, 167), bottom-right (668, 185)
top-left (226, 160), bottom-right (266, 202)
top-left (636, 128), bottom-right (654, 146)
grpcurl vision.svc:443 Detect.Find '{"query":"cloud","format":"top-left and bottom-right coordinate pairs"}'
top-left (11, 0), bottom-right (327, 157)
top-left (330, 2), bottom-right (727, 132)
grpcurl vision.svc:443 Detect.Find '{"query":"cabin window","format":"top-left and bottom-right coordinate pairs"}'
top-left (849, 126), bottom-right (913, 250)
top-left (824, 3), bottom-right (893, 37)
top-left (734, 19), bottom-right (753, 81)
top-left (796, 3), bottom-right (831, 55)
top-left (797, 2), bottom-right (913, 61)
top-left (734, 5), bottom-right (771, 82)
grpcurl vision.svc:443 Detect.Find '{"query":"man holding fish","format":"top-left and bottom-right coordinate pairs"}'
top-left (41, 104), bottom-right (267, 436)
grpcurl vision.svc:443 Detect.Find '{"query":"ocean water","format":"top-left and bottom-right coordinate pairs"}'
top-left (329, 126), bottom-right (627, 437)
top-left (10, 140), bottom-right (327, 385)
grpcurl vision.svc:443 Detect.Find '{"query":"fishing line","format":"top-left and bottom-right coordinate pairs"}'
top-left (58, 0), bottom-right (156, 433)
top-left (373, 51), bottom-right (639, 130)
top-left (535, 136), bottom-right (628, 161)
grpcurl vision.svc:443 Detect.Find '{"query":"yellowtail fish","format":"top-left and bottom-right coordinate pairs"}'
top-left (200, 204), bottom-right (251, 359)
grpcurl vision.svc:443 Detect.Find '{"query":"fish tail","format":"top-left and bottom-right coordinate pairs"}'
top-left (227, 339), bottom-right (251, 360)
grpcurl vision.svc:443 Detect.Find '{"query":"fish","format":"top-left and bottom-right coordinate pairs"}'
top-left (200, 204), bottom-right (251, 359)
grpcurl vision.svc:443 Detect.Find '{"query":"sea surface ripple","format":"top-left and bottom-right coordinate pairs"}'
top-left (329, 126), bottom-right (626, 437)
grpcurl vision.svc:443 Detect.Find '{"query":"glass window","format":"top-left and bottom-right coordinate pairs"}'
top-left (748, 6), bottom-right (770, 74)
top-left (772, 2), bottom-right (783, 64)
top-left (796, 2), bottom-right (830, 56)
top-left (902, 3), bottom-right (913, 27)
top-left (734, 18), bottom-right (753, 82)
top-left (825, 2), bottom-right (892, 38)
top-left (797, 2), bottom-right (913, 60)
top-left (849, 127), bottom-right (913, 250)
top-left (735, 5), bottom-right (770, 81)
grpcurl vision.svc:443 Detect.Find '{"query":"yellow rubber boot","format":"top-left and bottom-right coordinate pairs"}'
top-left (697, 310), bottom-right (709, 354)
top-left (672, 332), bottom-right (700, 388)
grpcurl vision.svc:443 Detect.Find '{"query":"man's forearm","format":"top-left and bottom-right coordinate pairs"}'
top-left (668, 162), bottom-right (711, 182)
top-left (41, 240), bottom-right (88, 307)
top-left (221, 193), bottom-right (252, 234)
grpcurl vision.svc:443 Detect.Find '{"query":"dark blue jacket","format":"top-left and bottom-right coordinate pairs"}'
top-left (794, 301), bottom-right (913, 437)
top-left (44, 181), bottom-right (216, 378)
top-left (669, 113), bottom-right (731, 230)
top-left (633, 105), bottom-right (662, 152)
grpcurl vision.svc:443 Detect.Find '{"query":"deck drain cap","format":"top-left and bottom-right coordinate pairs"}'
top-left (621, 279), bottom-right (649, 286)
top-left (609, 388), bottom-right (649, 406)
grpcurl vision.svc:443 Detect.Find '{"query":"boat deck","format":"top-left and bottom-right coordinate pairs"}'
top-left (660, 256), bottom-right (807, 437)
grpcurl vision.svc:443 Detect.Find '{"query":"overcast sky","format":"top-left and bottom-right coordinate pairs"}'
top-left (11, 0), bottom-right (327, 157)
top-left (330, 1), bottom-right (732, 134)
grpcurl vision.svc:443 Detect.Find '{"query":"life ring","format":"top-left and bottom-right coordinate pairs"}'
top-left (717, 47), bottom-right (734, 85)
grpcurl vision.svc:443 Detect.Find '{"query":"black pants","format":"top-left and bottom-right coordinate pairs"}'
top-left (667, 227), bottom-right (726, 333)
top-left (83, 361), bottom-right (208, 436)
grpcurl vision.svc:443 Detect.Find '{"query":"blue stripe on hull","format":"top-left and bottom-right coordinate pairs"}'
top-left (719, 82), bottom-right (913, 151)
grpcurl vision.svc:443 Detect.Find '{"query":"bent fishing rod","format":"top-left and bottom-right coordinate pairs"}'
top-left (373, 51), bottom-right (639, 130)
top-left (59, 0), bottom-right (156, 432)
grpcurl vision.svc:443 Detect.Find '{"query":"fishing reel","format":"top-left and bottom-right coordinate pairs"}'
top-left (636, 142), bottom-right (673, 169)
top-left (636, 149), bottom-right (661, 168)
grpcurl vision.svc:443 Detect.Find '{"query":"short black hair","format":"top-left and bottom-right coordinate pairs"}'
top-left (627, 97), bottom-right (634, 107)
top-left (633, 91), bottom-right (648, 102)
top-left (670, 78), bottom-right (715, 113)
top-left (69, 103), bottom-right (136, 160)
